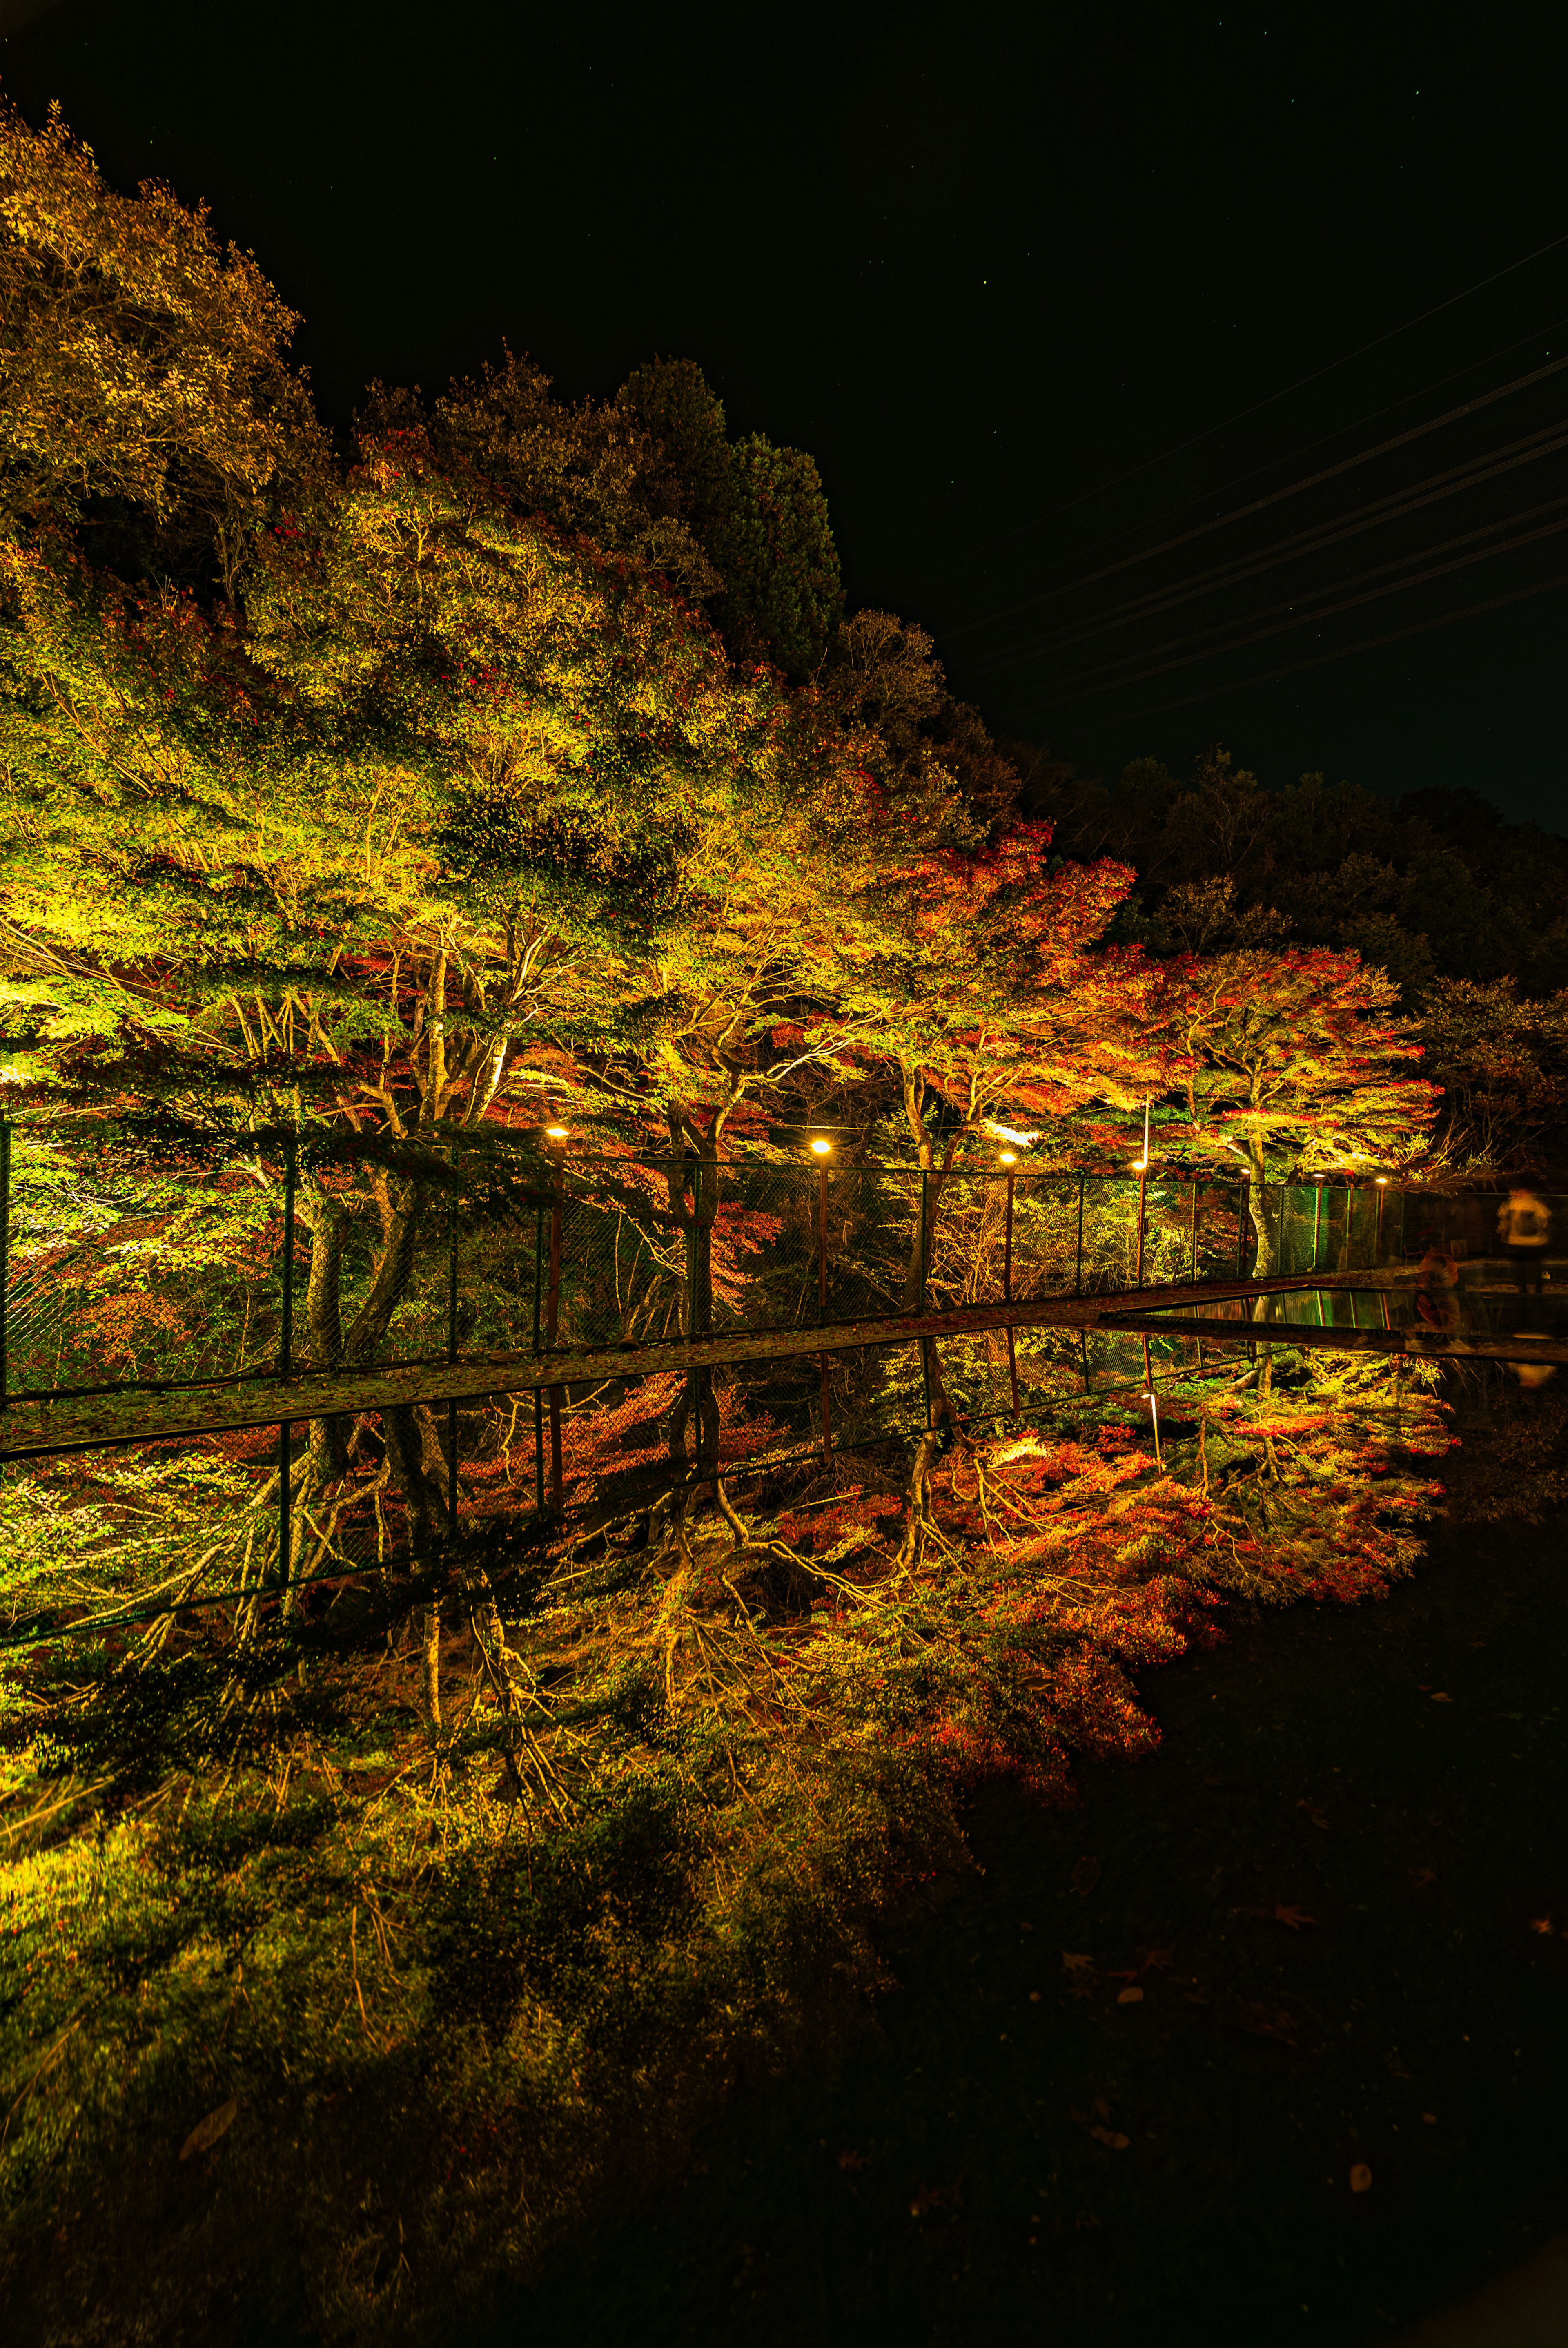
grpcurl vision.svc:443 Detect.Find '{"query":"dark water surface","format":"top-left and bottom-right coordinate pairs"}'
top-left (483, 1493), bottom-right (1568, 2348)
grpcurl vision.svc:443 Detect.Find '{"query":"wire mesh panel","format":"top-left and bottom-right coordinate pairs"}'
top-left (1193, 1178), bottom-right (1247, 1282)
top-left (3, 1133), bottom-right (297, 1397)
top-left (1002, 1176), bottom-right (1082, 1302)
top-left (1078, 1176), bottom-right (1142, 1293)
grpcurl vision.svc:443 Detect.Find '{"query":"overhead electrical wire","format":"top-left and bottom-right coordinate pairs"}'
top-left (1034, 491), bottom-right (1568, 698)
top-left (954, 223), bottom-right (1568, 575)
top-left (957, 308), bottom-right (1568, 606)
top-left (966, 415), bottom-right (1568, 678)
top-left (1022, 508), bottom-right (1568, 711)
top-left (1076, 569), bottom-right (1568, 727)
top-left (948, 350), bottom-right (1568, 642)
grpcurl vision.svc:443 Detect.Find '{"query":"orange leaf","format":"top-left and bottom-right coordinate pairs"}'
top-left (1349, 2163), bottom-right (1372, 2193)
top-left (1116, 1985), bottom-right (1144, 2004)
top-left (1088, 2124), bottom-right (1131, 2150)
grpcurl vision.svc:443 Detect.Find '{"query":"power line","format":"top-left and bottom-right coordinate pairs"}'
top-left (1022, 524), bottom-right (1568, 716)
top-left (1055, 568), bottom-right (1568, 729)
top-left (948, 351), bottom-right (1568, 643)
top-left (1038, 491), bottom-right (1568, 697)
top-left (959, 309), bottom-right (1568, 608)
top-left (966, 417), bottom-right (1568, 679)
top-left (952, 226), bottom-right (1568, 576)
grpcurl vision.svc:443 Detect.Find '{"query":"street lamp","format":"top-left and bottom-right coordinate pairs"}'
top-left (809, 1137), bottom-right (832, 1156)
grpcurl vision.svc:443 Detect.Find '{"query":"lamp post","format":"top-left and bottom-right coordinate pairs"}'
top-left (809, 1137), bottom-right (833, 1459)
top-left (1132, 1099), bottom-right (1150, 1290)
top-left (1000, 1149), bottom-right (1020, 1416)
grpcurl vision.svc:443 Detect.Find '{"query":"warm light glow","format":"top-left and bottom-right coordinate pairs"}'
top-left (809, 1137), bottom-right (832, 1156)
top-left (1131, 1158), bottom-right (1148, 1173)
top-left (545, 1124), bottom-right (569, 1139)
top-left (1000, 1150), bottom-right (1018, 1165)
top-left (1375, 1177), bottom-right (1388, 1186)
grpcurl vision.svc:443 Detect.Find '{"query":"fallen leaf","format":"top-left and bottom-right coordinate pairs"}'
top-left (1029, 1990), bottom-right (1042, 2002)
top-left (1071, 1856), bottom-right (1102, 1899)
top-left (1088, 2125), bottom-right (1131, 2149)
top-left (1061, 1951), bottom-right (1095, 1974)
top-left (1409, 1866), bottom-right (1437, 1888)
top-left (1529, 1917), bottom-right (1555, 1935)
top-left (179, 2097), bottom-right (238, 2163)
top-left (1139, 1947), bottom-right (1176, 1972)
top-left (1421, 2112), bottom-right (1437, 2125)
top-left (1349, 2163), bottom-right (1372, 2193)
top-left (1019, 1920), bottom-right (1034, 1932)
top-left (1430, 1692), bottom-right (1452, 1704)
top-left (1116, 1985), bottom-right (1144, 2005)
top-left (837, 2148), bottom-right (864, 2172)
top-left (1297, 1800), bottom-right (1330, 1831)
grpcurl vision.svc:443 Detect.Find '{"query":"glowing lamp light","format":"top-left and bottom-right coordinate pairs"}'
top-left (1375, 1177), bottom-right (1388, 1186)
top-left (545, 1124), bottom-right (569, 1140)
top-left (999, 1150), bottom-right (1018, 1165)
top-left (809, 1137), bottom-right (832, 1156)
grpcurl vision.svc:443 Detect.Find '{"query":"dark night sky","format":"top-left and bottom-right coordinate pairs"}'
top-left (4, 0), bottom-right (1566, 825)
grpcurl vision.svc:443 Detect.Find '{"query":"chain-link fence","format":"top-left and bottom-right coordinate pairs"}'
top-left (4, 1133), bottom-right (1552, 1409)
top-left (2, 1141), bottom-right (1561, 1658)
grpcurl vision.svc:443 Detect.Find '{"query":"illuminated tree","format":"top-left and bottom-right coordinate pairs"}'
top-left (1160, 946), bottom-right (1439, 1272)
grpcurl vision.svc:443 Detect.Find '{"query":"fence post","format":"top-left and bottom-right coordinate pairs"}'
top-left (1278, 1182), bottom-right (1287, 1273)
top-left (0, 1116), bottom-right (10, 1410)
top-left (918, 1170), bottom-right (933, 1428)
top-left (1374, 1182), bottom-right (1384, 1264)
top-left (1075, 1172), bottom-right (1086, 1297)
top-left (278, 1132), bottom-right (295, 1589)
top-left (532, 1200), bottom-right (545, 1513)
top-left (279, 1132), bottom-right (296, 1380)
top-left (1135, 1164), bottom-right (1148, 1290)
top-left (1236, 1179), bottom-right (1247, 1281)
top-left (1189, 1179), bottom-right (1199, 1285)
top-left (1312, 1180), bottom-right (1324, 1274)
top-left (447, 1132), bottom-right (459, 1538)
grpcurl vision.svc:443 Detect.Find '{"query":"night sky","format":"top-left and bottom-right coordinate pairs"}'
top-left (5, 0), bottom-right (1566, 825)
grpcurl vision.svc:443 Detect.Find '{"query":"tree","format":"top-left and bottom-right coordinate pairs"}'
top-left (0, 98), bottom-right (327, 593)
top-left (1159, 947), bottom-right (1439, 1272)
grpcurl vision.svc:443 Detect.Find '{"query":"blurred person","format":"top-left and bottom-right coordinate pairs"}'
top-left (1497, 1186), bottom-right (1552, 1296)
top-left (1415, 1240), bottom-right (1461, 1332)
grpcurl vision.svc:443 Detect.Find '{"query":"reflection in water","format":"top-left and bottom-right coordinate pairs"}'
top-left (1128, 1271), bottom-right (1568, 1344)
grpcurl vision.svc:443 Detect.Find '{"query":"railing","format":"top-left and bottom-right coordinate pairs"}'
top-left (0, 1123), bottom-right (1555, 1655)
